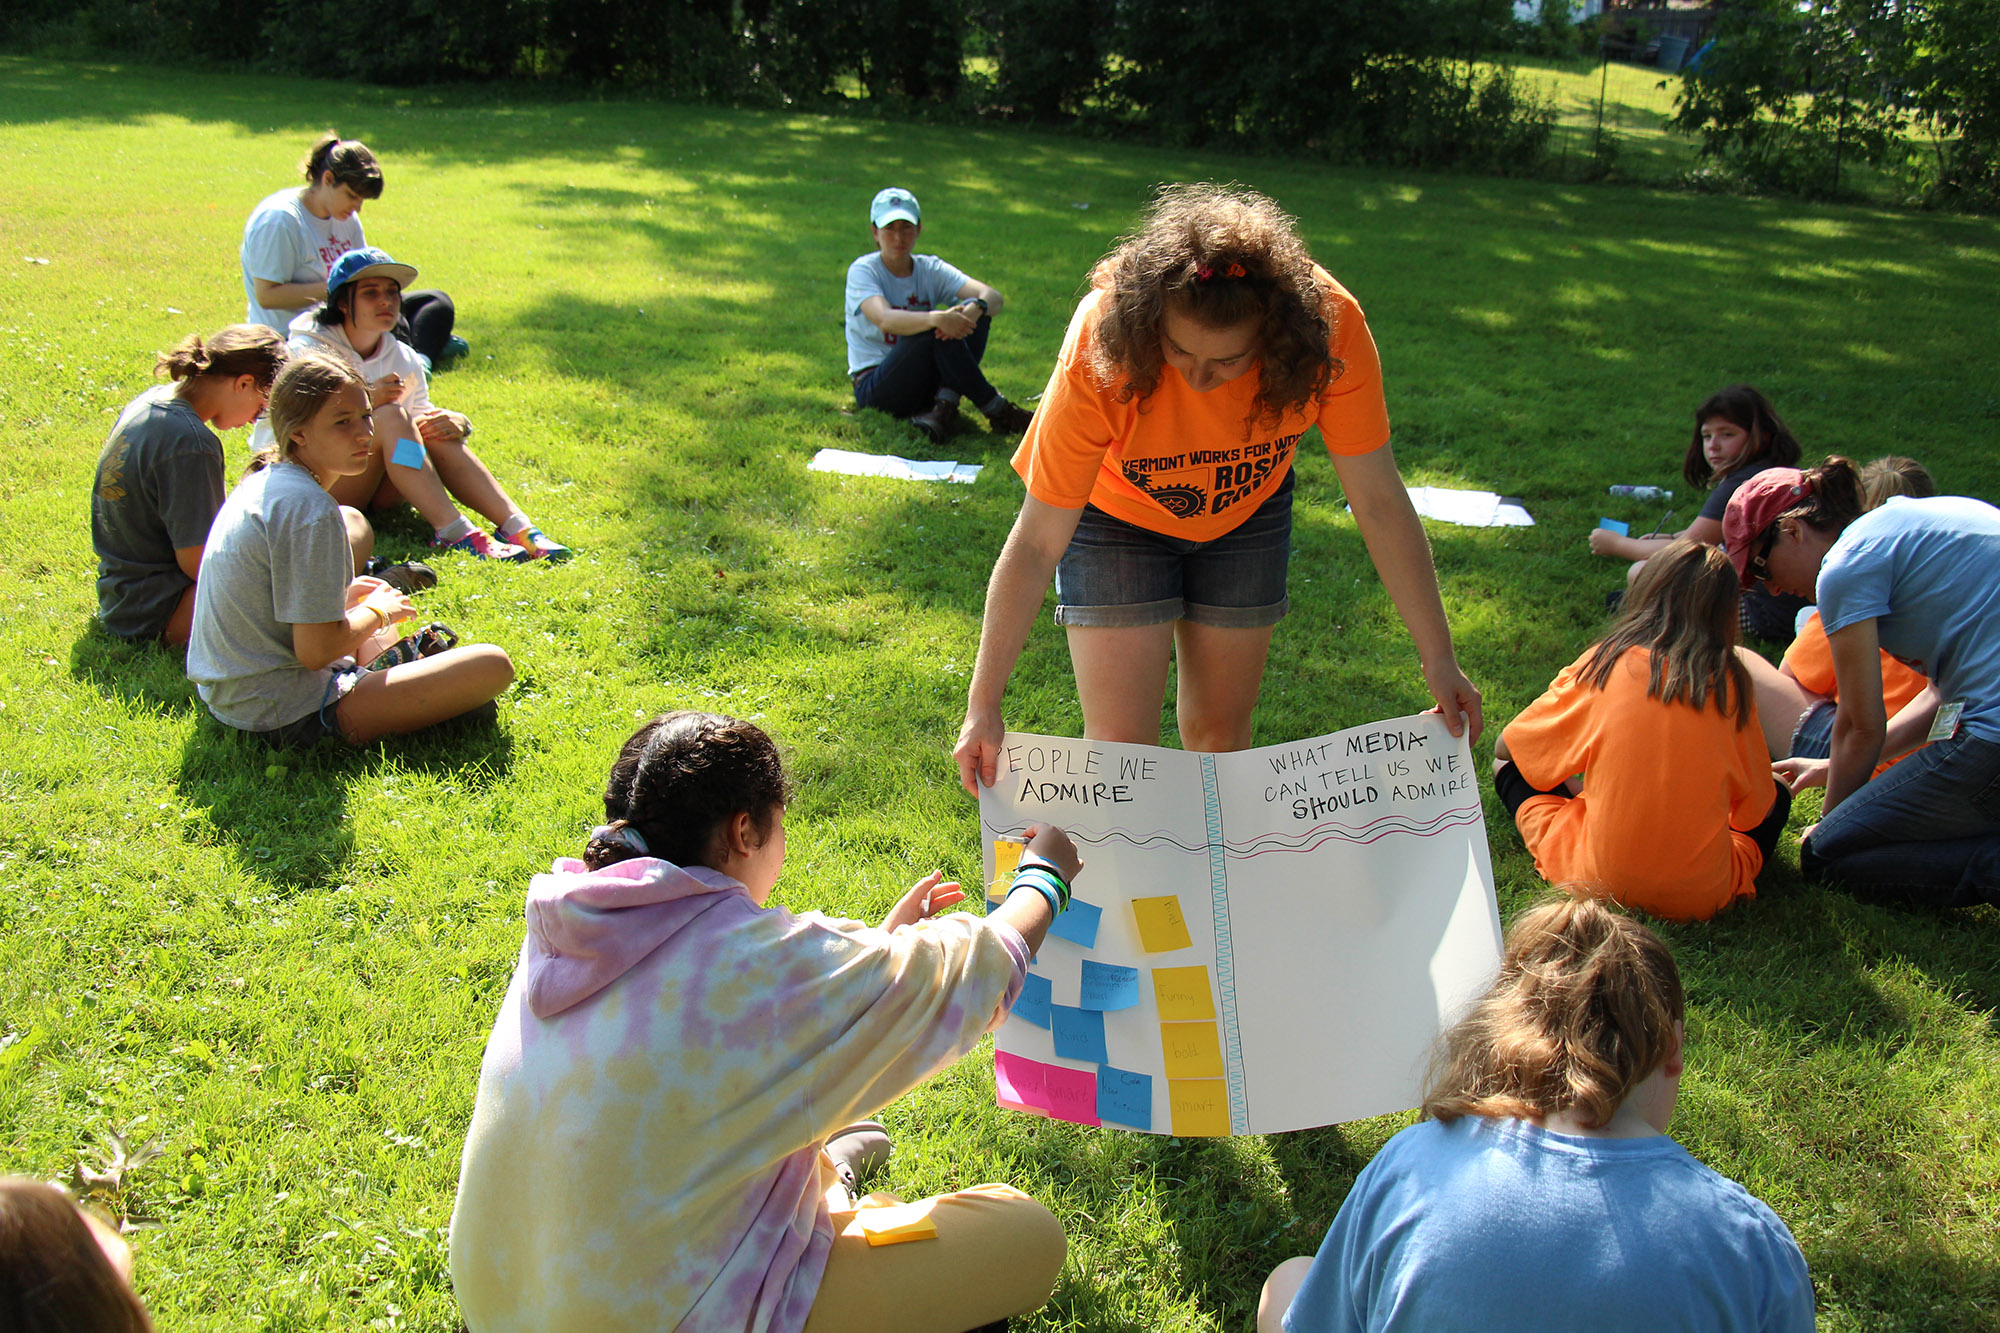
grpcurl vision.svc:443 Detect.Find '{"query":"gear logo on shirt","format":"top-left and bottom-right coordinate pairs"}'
top-left (1120, 431), bottom-right (1303, 522)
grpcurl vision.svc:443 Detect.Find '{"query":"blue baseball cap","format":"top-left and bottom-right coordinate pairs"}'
top-left (870, 187), bottom-right (920, 228)
top-left (326, 246), bottom-right (417, 303)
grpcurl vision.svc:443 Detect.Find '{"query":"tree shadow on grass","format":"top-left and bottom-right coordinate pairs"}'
top-left (173, 705), bottom-right (513, 895)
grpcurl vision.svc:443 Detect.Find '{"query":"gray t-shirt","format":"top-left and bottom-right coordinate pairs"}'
top-left (186, 460), bottom-right (354, 732)
top-left (91, 387), bottom-right (226, 640)
top-left (241, 187), bottom-right (364, 333)
top-left (843, 252), bottom-right (972, 375)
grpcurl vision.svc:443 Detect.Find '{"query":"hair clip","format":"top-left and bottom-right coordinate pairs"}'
top-left (1225, 262), bottom-right (1246, 278)
top-left (1195, 265), bottom-right (1214, 281)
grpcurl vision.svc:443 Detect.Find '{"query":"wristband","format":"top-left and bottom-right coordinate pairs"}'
top-left (1015, 853), bottom-right (1071, 909)
top-left (1003, 873), bottom-right (1062, 920)
top-left (969, 296), bottom-right (989, 315)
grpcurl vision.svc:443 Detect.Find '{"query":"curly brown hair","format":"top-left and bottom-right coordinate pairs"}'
top-left (1088, 182), bottom-right (1339, 434)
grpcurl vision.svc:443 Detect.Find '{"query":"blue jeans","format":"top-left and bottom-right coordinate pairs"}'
top-left (1801, 729), bottom-right (2000, 907)
top-left (1053, 471), bottom-right (1293, 629)
top-left (852, 319), bottom-right (997, 418)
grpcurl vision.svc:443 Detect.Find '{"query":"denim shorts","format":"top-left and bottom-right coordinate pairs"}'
top-left (1054, 471), bottom-right (1293, 629)
top-left (251, 665), bottom-right (364, 750)
top-left (1790, 698), bottom-right (1837, 759)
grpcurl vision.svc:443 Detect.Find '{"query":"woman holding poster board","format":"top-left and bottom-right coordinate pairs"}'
top-left (954, 183), bottom-right (1479, 793)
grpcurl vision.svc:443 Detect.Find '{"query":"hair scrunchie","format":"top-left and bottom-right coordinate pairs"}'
top-left (591, 823), bottom-right (650, 855)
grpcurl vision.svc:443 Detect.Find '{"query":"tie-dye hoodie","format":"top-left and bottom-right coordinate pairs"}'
top-left (448, 855), bottom-right (1030, 1333)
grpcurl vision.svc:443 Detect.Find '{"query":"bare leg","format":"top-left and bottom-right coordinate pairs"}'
top-left (1258, 1256), bottom-right (1314, 1333)
top-left (422, 436), bottom-right (521, 529)
top-left (1173, 621), bottom-right (1275, 752)
top-left (1733, 646), bottom-right (1821, 759)
top-left (341, 505), bottom-right (374, 574)
top-left (161, 585), bottom-right (197, 649)
top-left (1066, 623), bottom-right (1175, 745)
top-left (334, 645), bottom-right (513, 743)
top-left (343, 403), bottom-right (466, 534)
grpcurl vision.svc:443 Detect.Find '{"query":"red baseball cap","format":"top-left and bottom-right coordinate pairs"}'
top-left (1722, 468), bottom-right (1809, 589)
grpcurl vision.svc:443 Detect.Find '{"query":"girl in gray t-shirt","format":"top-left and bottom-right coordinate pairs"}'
top-left (91, 326), bottom-right (287, 646)
top-left (186, 353), bottom-right (515, 746)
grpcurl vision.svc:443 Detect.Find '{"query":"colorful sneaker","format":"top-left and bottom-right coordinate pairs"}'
top-left (435, 334), bottom-right (471, 371)
top-left (434, 529), bottom-right (530, 562)
top-left (501, 527), bottom-right (573, 562)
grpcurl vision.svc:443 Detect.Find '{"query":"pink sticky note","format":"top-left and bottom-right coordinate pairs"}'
top-left (994, 1050), bottom-right (1050, 1113)
top-left (1042, 1065), bottom-right (1100, 1127)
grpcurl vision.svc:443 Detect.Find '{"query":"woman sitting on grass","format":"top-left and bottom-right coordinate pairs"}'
top-left (284, 247), bottom-right (568, 561)
top-left (1736, 456), bottom-right (1937, 774)
top-left (91, 325), bottom-right (374, 647)
top-left (450, 711), bottom-right (1070, 1333)
top-left (1722, 458), bottom-right (2000, 903)
top-left (1258, 898), bottom-right (1814, 1333)
top-left (241, 132), bottom-right (463, 368)
top-left (1587, 384), bottom-right (1809, 643)
top-left (1494, 538), bottom-right (1789, 921)
top-left (186, 353), bottom-right (514, 748)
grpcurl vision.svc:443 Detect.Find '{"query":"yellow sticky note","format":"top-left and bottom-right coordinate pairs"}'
top-left (988, 840), bottom-right (1025, 903)
top-left (853, 1199), bottom-right (941, 1247)
top-left (1168, 1079), bottom-right (1231, 1137)
top-left (1160, 1021), bottom-right (1225, 1079)
top-left (1131, 895), bottom-right (1193, 952)
top-left (1152, 967), bottom-right (1216, 1021)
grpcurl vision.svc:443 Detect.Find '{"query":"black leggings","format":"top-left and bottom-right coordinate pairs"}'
top-left (1495, 762), bottom-right (1793, 869)
top-left (394, 289), bottom-right (456, 364)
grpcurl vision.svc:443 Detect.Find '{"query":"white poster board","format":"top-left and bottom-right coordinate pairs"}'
top-left (979, 713), bottom-right (1503, 1136)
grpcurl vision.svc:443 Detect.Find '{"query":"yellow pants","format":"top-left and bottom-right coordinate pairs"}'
top-left (803, 1183), bottom-right (1066, 1333)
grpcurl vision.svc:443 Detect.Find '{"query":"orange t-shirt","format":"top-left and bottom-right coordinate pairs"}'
top-left (1501, 647), bottom-right (1776, 922)
top-left (1010, 269), bottom-right (1391, 543)
top-left (1781, 611), bottom-right (1929, 776)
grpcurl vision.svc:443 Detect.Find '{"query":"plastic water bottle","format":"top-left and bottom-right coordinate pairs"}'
top-left (1608, 485), bottom-right (1673, 501)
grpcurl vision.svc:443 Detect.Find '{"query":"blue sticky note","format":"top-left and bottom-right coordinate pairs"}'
top-left (1050, 1005), bottom-right (1108, 1064)
top-left (1096, 1065), bottom-right (1153, 1129)
top-left (1013, 971), bottom-right (1053, 1029)
top-left (1045, 898), bottom-right (1102, 949)
top-left (1598, 516), bottom-right (1629, 536)
top-left (1078, 960), bottom-right (1140, 1011)
top-left (392, 437), bottom-right (427, 470)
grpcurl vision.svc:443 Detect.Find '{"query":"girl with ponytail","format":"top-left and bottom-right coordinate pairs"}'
top-left (1259, 898), bottom-right (1814, 1332)
top-left (451, 711), bottom-right (1073, 1333)
top-left (91, 324), bottom-right (370, 646)
top-left (241, 132), bottom-right (461, 366)
top-left (1724, 457), bottom-right (2000, 903)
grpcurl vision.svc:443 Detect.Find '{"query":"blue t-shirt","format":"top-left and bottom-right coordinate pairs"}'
top-left (1284, 1117), bottom-right (1813, 1333)
top-left (842, 252), bottom-right (972, 375)
top-left (1816, 495), bottom-right (2000, 742)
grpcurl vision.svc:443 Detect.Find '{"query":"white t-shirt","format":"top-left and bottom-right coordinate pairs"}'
top-left (241, 188), bottom-right (364, 333)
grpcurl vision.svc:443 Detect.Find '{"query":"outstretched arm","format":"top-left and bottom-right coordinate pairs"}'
top-left (1330, 443), bottom-right (1483, 741)
top-left (954, 497), bottom-right (1085, 794)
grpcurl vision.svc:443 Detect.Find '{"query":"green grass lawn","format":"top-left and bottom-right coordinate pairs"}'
top-left (2, 55), bottom-right (1998, 1332)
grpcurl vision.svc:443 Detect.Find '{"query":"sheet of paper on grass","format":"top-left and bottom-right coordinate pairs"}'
top-left (808, 447), bottom-right (981, 485)
top-left (981, 714), bottom-right (1503, 1136)
top-left (1358, 485), bottom-right (1533, 527)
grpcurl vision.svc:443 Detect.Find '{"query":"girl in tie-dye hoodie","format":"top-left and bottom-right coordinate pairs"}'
top-left (449, 711), bottom-right (1071, 1333)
